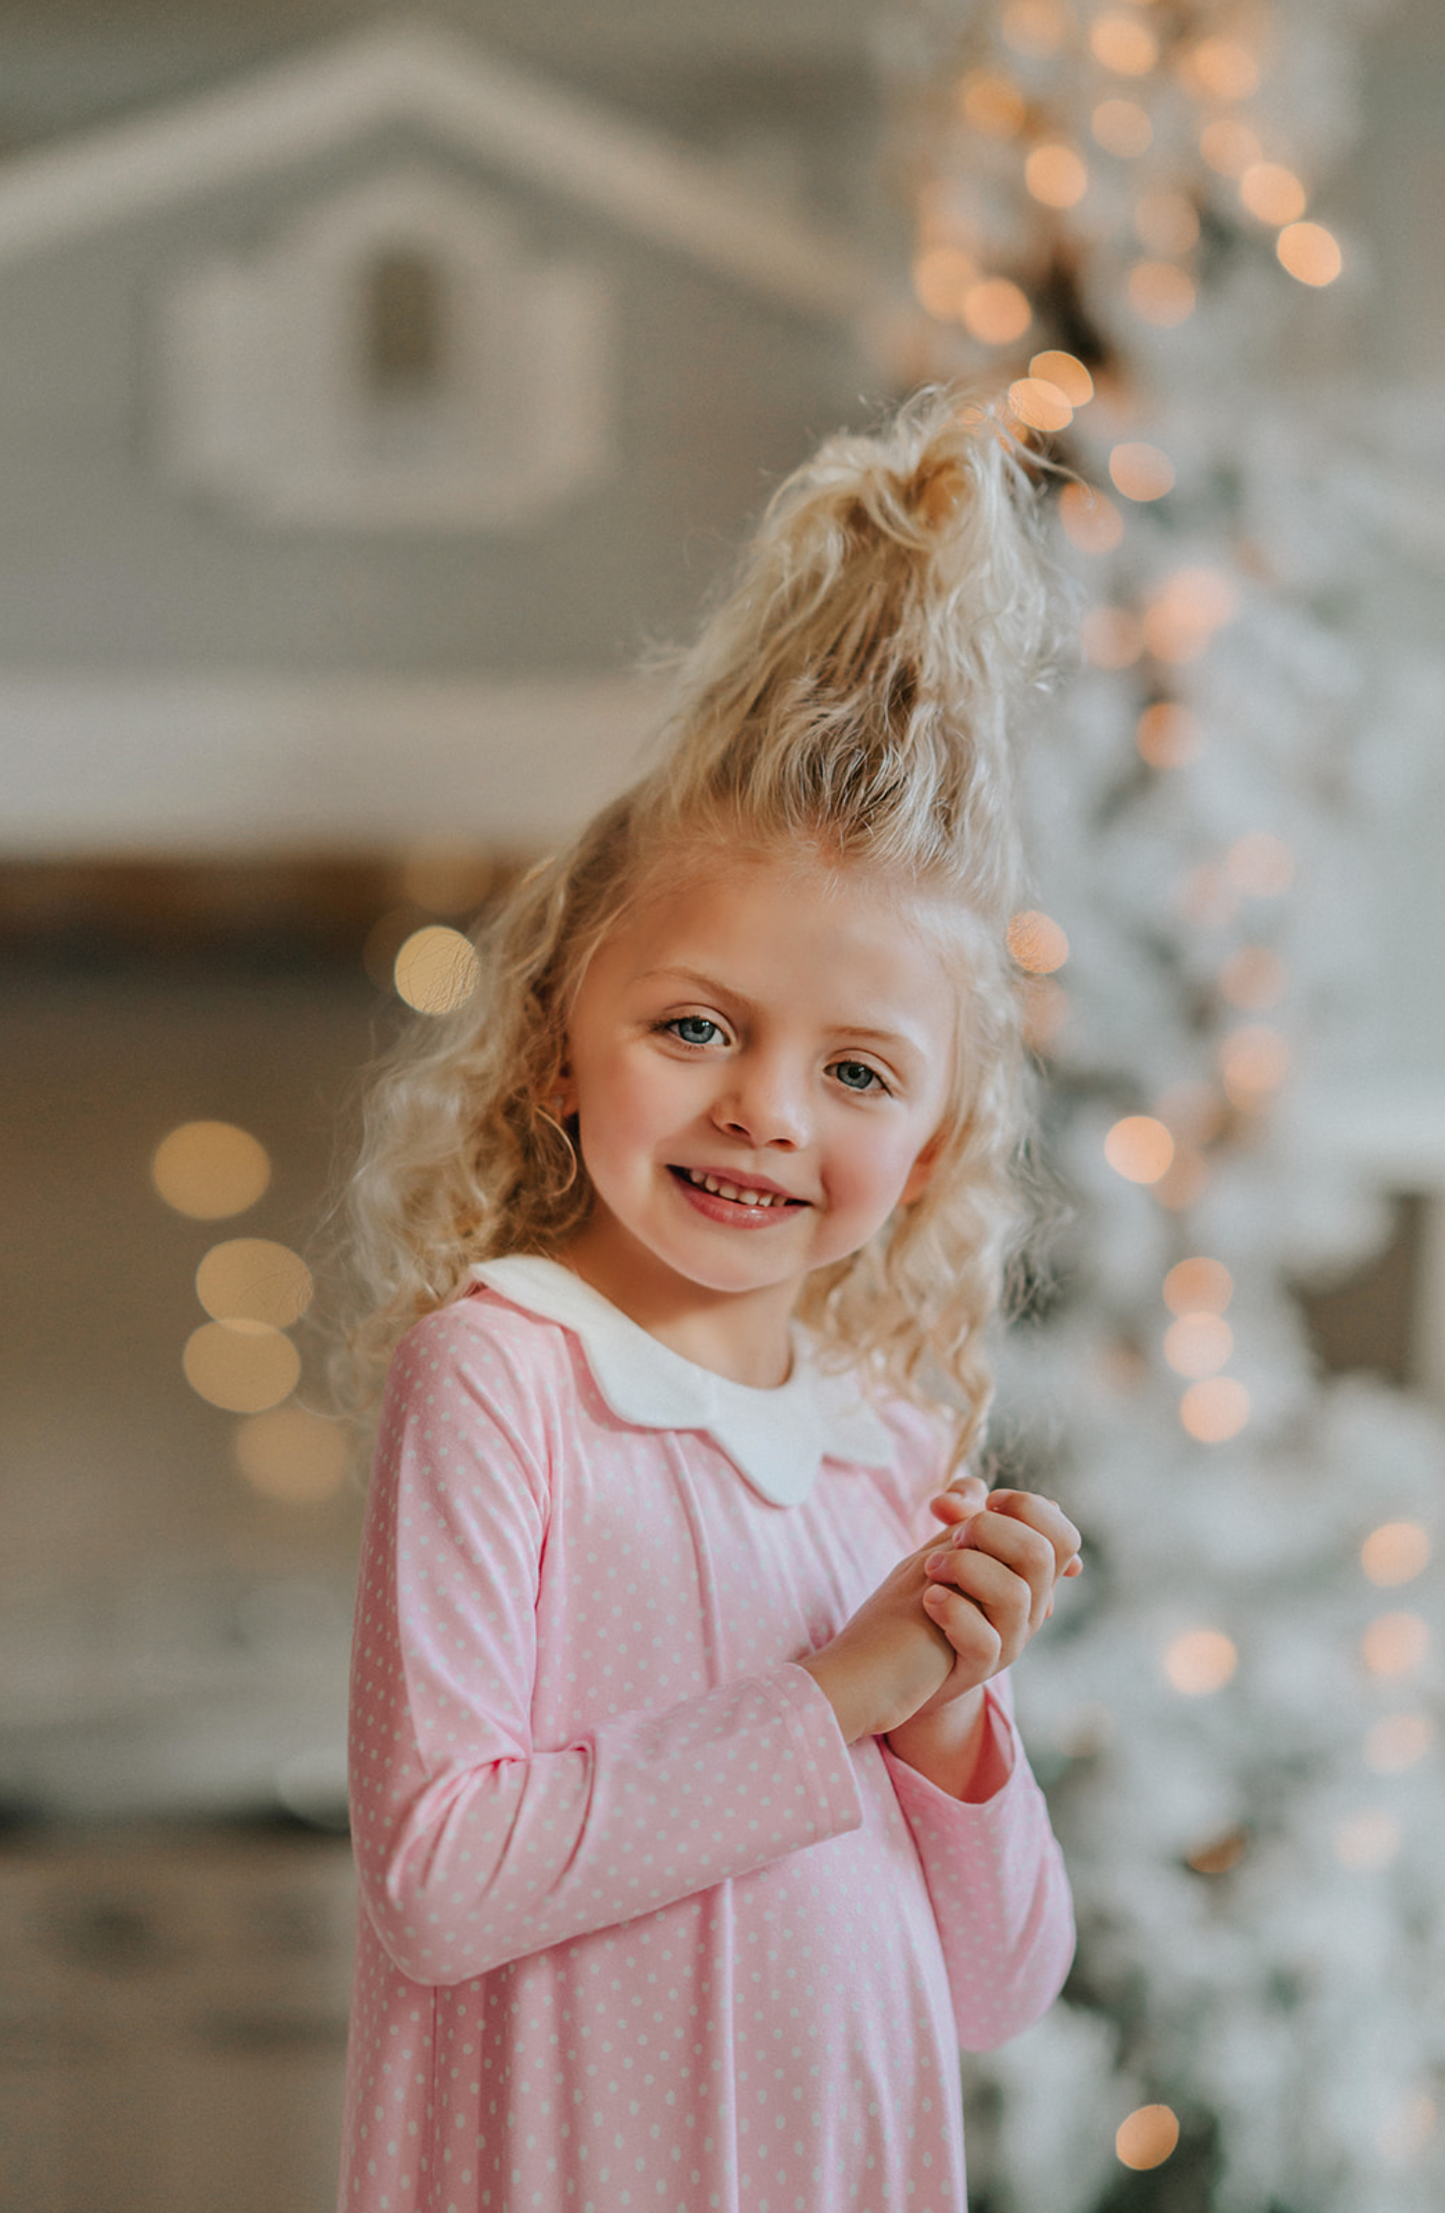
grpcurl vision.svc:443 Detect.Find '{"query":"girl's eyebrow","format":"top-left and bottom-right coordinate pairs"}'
top-left (635, 966), bottom-right (930, 1063)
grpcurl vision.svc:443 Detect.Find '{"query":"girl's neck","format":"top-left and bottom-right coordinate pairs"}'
top-left (560, 1222), bottom-right (798, 1388)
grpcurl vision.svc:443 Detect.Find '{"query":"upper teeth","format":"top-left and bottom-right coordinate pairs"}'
top-left (685, 1168), bottom-right (788, 1208)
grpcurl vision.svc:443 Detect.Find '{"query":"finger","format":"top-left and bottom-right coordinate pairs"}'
top-left (931, 1516), bottom-right (1057, 1637)
top-left (921, 1580), bottom-right (1003, 1675)
top-left (928, 1474), bottom-right (989, 1527)
top-left (924, 1545), bottom-right (1034, 1658)
top-left (982, 1490), bottom-right (1082, 1584)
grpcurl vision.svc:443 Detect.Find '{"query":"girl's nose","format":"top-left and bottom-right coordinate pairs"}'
top-left (712, 1058), bottom-right (810, 1149)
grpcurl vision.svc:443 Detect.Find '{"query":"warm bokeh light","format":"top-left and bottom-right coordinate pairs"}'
top-left (1116, 2106), bottom-right (1180, 2171)
top-left (1109, 442), bottom-right (1175, 501)
top-left (183, 1319), bottom-right (301, 1414)
top-left (1001, 0), bottom-right (1068, 57)
top-left (1136, 191), bottom-right (1200, 256)
top-left (956, 69), bottom-right (1027, 136)
top-left (1030, 349), bottom-right (1094, 405)
top-left (913, 244), bottom-right (979, 320)
top-left (1163, 1257), bottom-right (1233, 1316)
top-left (961, 276), bottom-right (1033, 343)
top-left (1092, 98), bottom-right (1153, 157)
top-left (1164, 1628), bottom-right (1238, 1694)
top-left (1361, 1520), bottom-right (1431, 1587)
top-left (1081, 606), bottom-right (1143, 669)
top-left (1225, 831), bottom-right (1295, 896)
top-left (399, 843), bottom-right (494, 915)
top-left (1179, 1376), bottom-right (1250, 1442)
top-left (1364, 1711), bottom-right (1433, 1775)
top-left (394, 924), bottom-right (482, 1015)
top-left (1219, 946), bottom-right (1286, 1011)
top-left (234, 1405), bottom-right (351, 1504)
top-left (1128, 261), bottom-right (1197, 327)
top-left (1090, 15), bottom-right (1159, 75)
top-left (1152, 1144), bottom-right (1209, 1213)
top-left (1164, 1312), bottom-right (1233, 1379)
top-left (196, 1238), bottom-right (313, 1329)
top-left (1278, 220), bottom-right (1343, 287)
top-left (1142, 568), bottom-right (1235, 661)
top-left (1239, 162), bottom-right (1308, 226)
top-left (1182, 37), bottom-right (1259, 99)
top-left (1186, 1825), bottom-right (1250, 1874)
top-left (1060, 482), bottom-right (1125, 555)
top-left (1361, 1611), bottom-right (1429, 1677)
top-left (1008, 376), bottom-right (1073, 433)
top-left (1025, 144), bottom-right (1089, 209)
top-left (1219, 1024), bottom-right (1290, 1106)
top-left (1334, 1809), bottom-right (1401, 1872)
top-left (151, 1120), bottom-right (272, 1220)
top-left (1200, 118), bottom-right (1262, 176)
top-left (1008, 909), bottom-right (1069, 974)
top-left (1137, 702), bottom-right (1202, 767)
top-left (1105, 1115), bottom-right (1174, 1184)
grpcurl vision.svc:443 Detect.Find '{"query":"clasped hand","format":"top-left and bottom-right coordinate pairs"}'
top-left (799, 1476), bottom-right (1081, 1747)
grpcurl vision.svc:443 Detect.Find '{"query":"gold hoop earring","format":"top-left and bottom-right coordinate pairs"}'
top-left (534, 1101), bottom-right (579, 1196)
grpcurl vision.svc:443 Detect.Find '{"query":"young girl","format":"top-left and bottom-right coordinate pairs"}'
top-left (337, 392), bottom-right (1080, 2213)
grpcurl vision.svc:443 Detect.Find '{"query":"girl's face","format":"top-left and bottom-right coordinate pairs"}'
top-left (557, 852), bottom-right (959, 1383)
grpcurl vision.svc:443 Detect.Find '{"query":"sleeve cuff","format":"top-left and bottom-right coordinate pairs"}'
top-left (770, 1661), bottom-right (865, 1841)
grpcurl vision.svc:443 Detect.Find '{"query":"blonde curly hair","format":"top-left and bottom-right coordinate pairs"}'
top-left (338, 390), bottom-right (1062, 1461)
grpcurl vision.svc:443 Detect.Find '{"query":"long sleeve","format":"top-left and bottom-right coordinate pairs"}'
top-left (880, 1678), bottom-right (1075, 2050)
top-left (346, 1305), bottom-right (863, 1987)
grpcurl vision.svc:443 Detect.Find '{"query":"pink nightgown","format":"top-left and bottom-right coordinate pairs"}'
top-left (339, 1255), bottom-right (1073, 2213)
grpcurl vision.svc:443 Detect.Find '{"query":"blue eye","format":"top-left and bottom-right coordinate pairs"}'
top-left (668, 1016), bottom-right (724, 1047)
top-left (832, 1059), bottom-right (885, 1094)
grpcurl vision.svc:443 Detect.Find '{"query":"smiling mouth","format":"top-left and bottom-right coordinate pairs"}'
top-left (669, 1165), bottom-right (805, 1210)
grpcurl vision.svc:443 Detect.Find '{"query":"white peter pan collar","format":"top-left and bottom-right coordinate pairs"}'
top-left (470, 1253), bottom-right (894, 1508)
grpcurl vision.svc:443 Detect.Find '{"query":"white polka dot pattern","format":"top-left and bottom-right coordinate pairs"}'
top-left (338, 1288), bottom-right (1073, 2212)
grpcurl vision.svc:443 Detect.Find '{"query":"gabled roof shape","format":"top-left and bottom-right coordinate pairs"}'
top-left (0, 18), bottom-right (875, 320)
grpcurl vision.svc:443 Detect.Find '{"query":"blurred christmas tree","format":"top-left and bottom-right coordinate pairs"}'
top-left (879, 2), bottom-right (1445, 2208)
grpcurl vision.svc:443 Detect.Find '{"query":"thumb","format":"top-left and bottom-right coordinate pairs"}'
top-left (928, 1474), bottom-right (989, 1528)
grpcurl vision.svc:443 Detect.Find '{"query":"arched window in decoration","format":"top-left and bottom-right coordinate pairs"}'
top-left (361, 246), bottom-right (449, 400)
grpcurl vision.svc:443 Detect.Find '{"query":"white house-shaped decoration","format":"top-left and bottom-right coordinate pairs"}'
top-left (162, 168), bottom-right (612, 530)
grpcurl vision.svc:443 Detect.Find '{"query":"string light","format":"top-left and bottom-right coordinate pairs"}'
top-left (1116, 2107), bottom-right (1180, 2171)
top-left (1008, 376), bottom-right (1074, 432)
top-left (1105, 1115), bottom-right (1174, 1183)
top-left (1361, 1612), bottom-right (1429, 1677)
top-left (961, 276), bottom-right (1033, 342)
top-left (913, 245), bottom-right (980, 320)
top-left (1081, 607), bottom-right (1143, 668)
top-left (151, 1121), bottom-right (272, 1220)
top-left (1219, 946), bottom-right (1286, 1010)
top-left (1360, 1521), bottom-right (1431, 1586)
top-left (1225, 832), bottom-right (1295, 895)
top-left (1334, 1809), bottom-right (1401, 1872)
top-left (183, 1319), bottom-right (300, 1414)
top-left (1181, 38), bottom-right (1260, 100)
top-left (1179, 1376), bottom-right (1250, 1440)
top-left (1164, 1256), bottom-right (1233, 1316)
top-left (1239, 163), bottom-right (1308, 226)
top-left (1219, 1024), bottom-right (1290, 1106)
top-left (1135, 191), bottom-right (1200, 255)
top-left (1092, 98), bottom-right (1153, 157)
top-left (1109, 442), bottom-right (1176, 501)
top-left (1164, 1312), bottom-right (1232, 1378)
top-left (1060, 481), bottom-right (1125, 555)
top-left (956, 70), bottom-right (1027, 136)
top-left (1007, 908), bottom-right (1069, 972)
top-left (1142, 568), bottom-right (1236, 661)
top-left (1025, 144), bottom-right (1089, 208)
top-left (1136, 702), bottom-right (1201, 767)
top-left (234, 1405), bottom-right (351, 1505)
top-left (196, 1238), bottom-right (312, 1329)
top-left (1090, 15), bottom-right (1159, 75)
top-left (393, 924), bottom-right (482, 1015)
top-left (1164, 1628), bottom-right (1238, 1692)
top-left (1364, 1712), bottom-right (1433, 1774)
top-left (1278, 221), bottom-right (1343, 287)
top-left (1030, 349), bottom-right (1094, 404)
top-left (1200, 119), bottom-right (1262, 176)
top-left (1128, 262), bottom-right (1197, 327)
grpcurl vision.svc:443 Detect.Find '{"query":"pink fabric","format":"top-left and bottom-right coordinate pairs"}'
top-left (339, 1285), bottom-right (1073, 2213)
